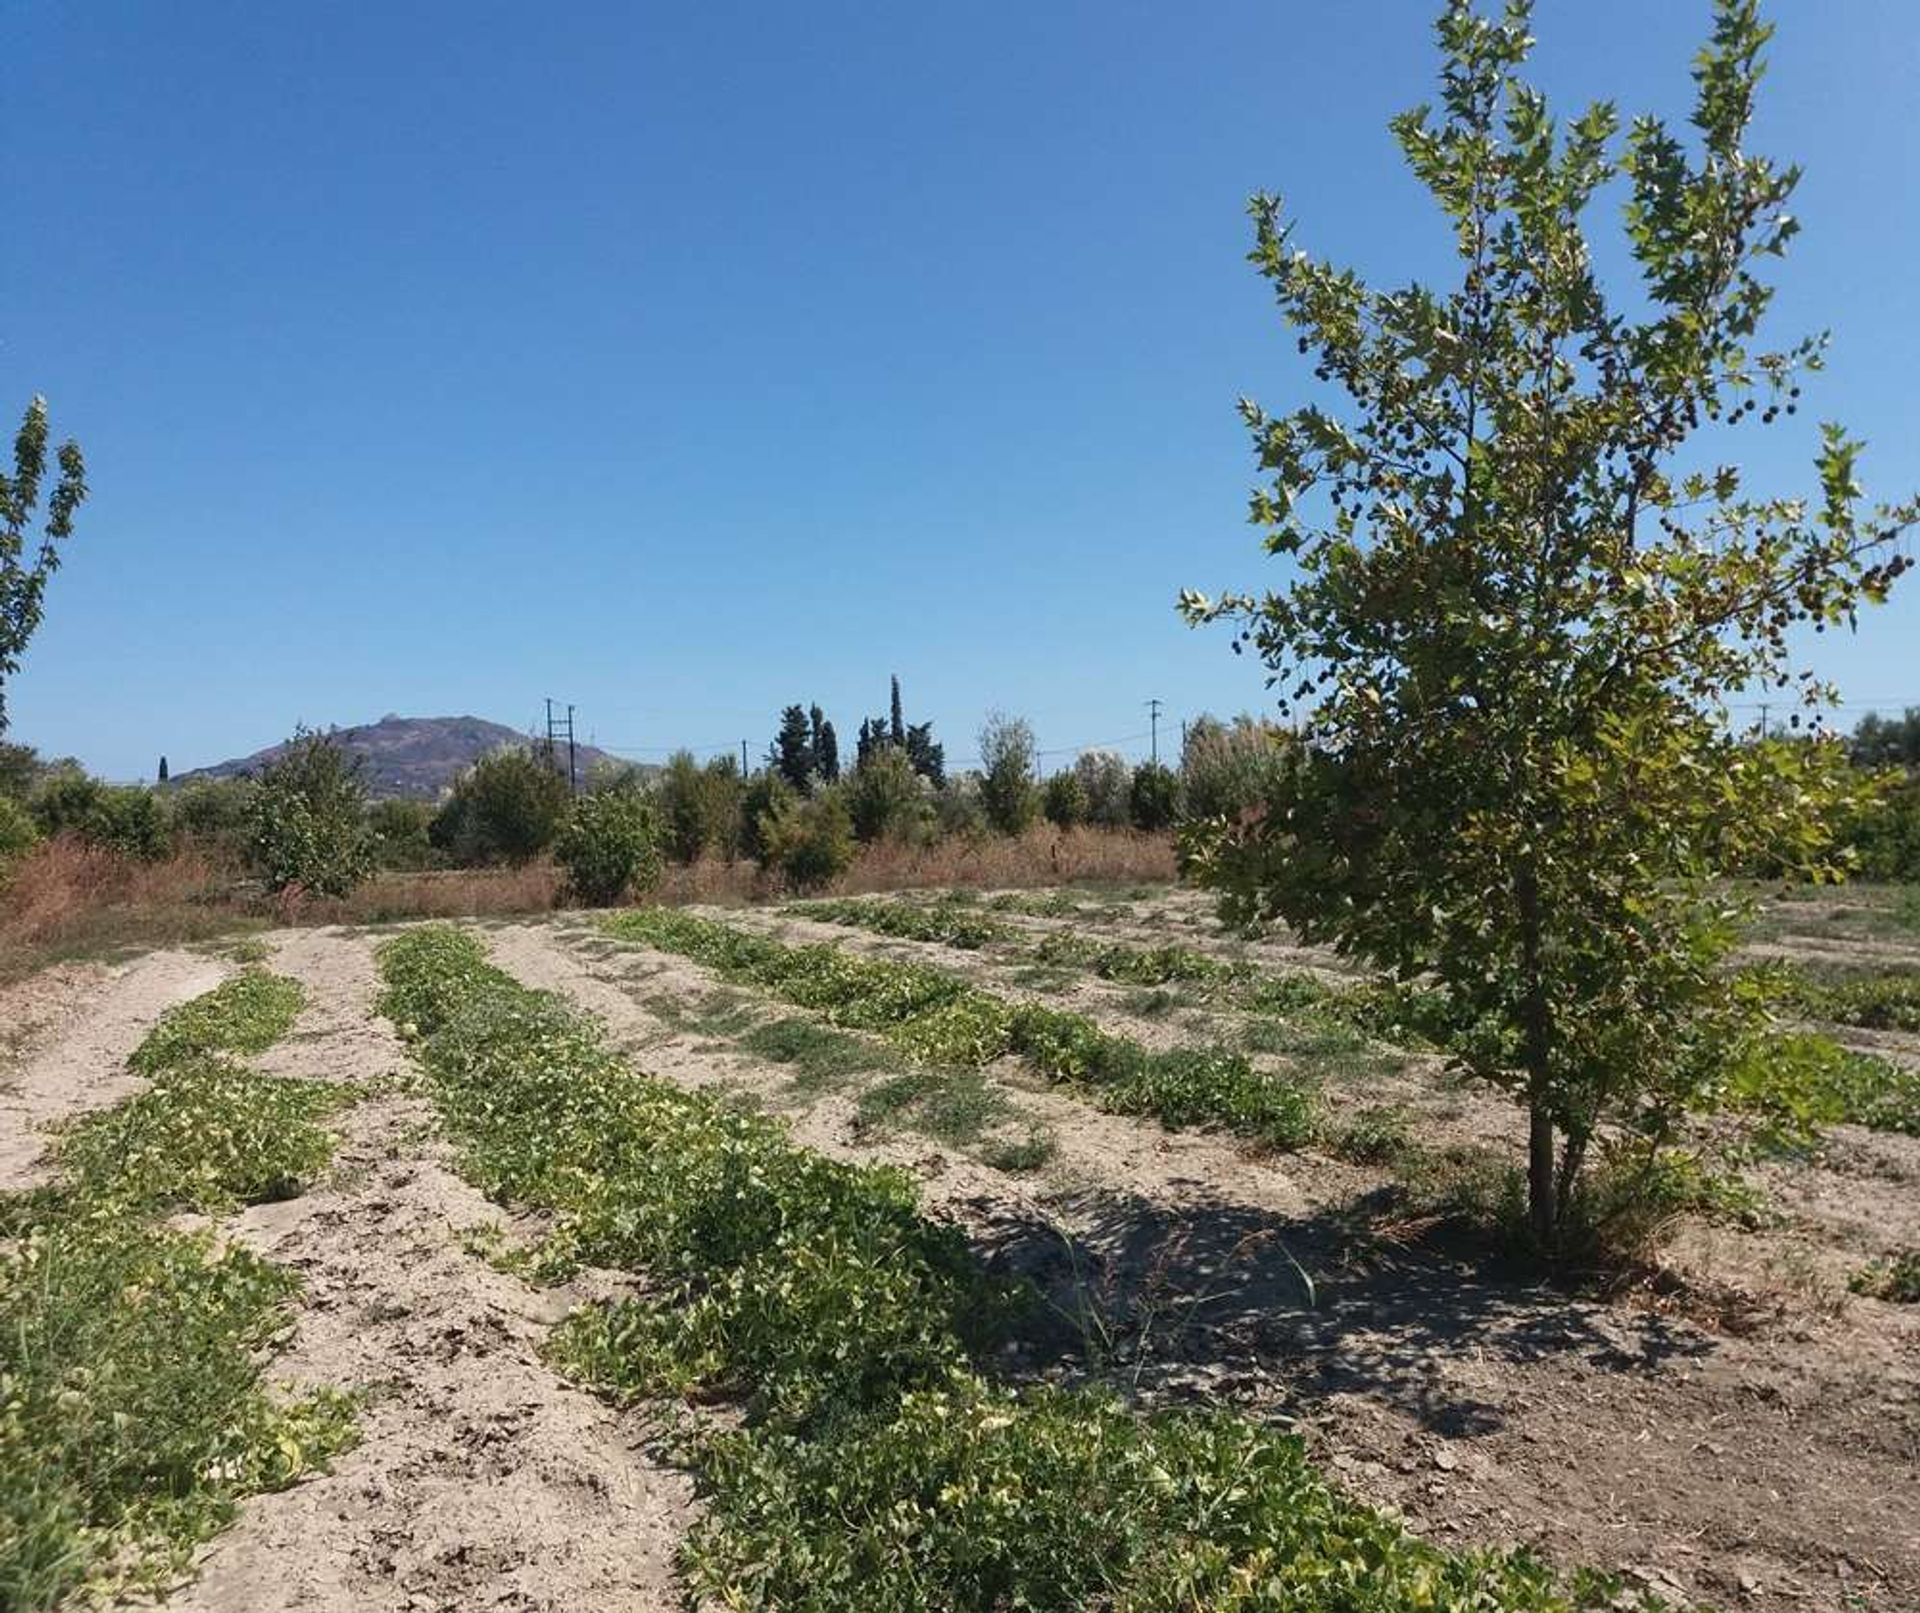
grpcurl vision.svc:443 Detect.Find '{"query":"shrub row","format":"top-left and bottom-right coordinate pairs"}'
top-left (0, 968), bottom-right (354, 1608)
top-left (604, 908), bottom-right (1316, 1148)
top-left (374, 924), bottom-right (1655, 1612)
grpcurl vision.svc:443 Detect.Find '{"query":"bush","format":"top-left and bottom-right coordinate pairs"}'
top-left (739, 769), bottom-right (798, 864)
top-left (656, 751), bottom-right (744, 864)
top-left (0, 793), bottom-right (39, 863)
top-left (847, 747), bottom-right (932, 845)
top-left (248, 729), bottom-right (373, 897)
top-left (1042, 769), bottom-right (1087, 829)
top-left (431, 748), bottom-right (570, 867)
top-left (29, 774), bottom-right (169, 860)
top-left (366, 798), bottom-right (436, 871)
top-left (759, 790), bottom-right (856, 892)
top-left (978, 712), bottom-right (1038, 835)
top-left (554, 789), bottom-right (663, 905)
top-left (168, 777), bottom-right (258, 855)
top-left (931, 773), bottom-right (987, 837)
top-left (1848, 772), bottom-right (1920, 880)
top-left (1129, 760), bottom-right (1182, 830)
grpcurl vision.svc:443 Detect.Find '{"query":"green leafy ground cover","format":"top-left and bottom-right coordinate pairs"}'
top-left (377, 923), bottom-right (1657, 1612)
top-left (0, 968), bottom-right (354, 1608)
top-left (604, 908), bottom-right (1315, 1148)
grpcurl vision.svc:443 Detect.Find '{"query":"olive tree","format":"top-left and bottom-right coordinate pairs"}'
top-left (1183, 0), bottom-right (1915, 1251)
top-left (0, 396), bottom-right (87, 735)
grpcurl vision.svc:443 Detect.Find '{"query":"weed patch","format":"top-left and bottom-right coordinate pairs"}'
top-left (1849, 1250), bottom-right (1920, 1302)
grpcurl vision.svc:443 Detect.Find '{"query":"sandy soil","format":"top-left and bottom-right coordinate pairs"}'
top-left (518, 910), bottom-right (1920, 1613)
top-left (0, 949), bottom-right (227, 1190)
top-left (6, 903), bottom-right (1915, 1612)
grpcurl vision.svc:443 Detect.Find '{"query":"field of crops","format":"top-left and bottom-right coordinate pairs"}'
top-left (1, 882), bottom-right (1916, 1611)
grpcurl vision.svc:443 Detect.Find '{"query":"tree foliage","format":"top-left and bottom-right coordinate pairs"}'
top-left (847, 745), bottom-right (932, 844)
top-left (1182, 0), bottom-right (1916, 1249)
top-left (1128, 762), bottom-right (1182, 832)
top-left (0, 396), bottom-right (87, 736)
top-left (772, 704), bottom-right (816, 793)
top-left (978, 712), bottom-right (1039, 835)
top-left (431, 748), bottom-right (570, 867)
top-left (249, 729), bottom-right (373, 896)
top-left (1073, 750), bottom-right (1133, 828)
top-left (1043, 770), bottom-right (1088, 829)
top-left (555, 788), bottom-right (663, 905)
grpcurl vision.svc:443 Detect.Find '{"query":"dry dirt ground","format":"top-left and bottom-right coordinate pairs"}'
top-left (1, 890), bottom-right (1915, 1611)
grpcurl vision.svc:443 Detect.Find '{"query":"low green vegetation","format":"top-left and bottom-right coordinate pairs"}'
top-left (128, 968), bottom-right (306, 1075)
top-left (1757, 961), bottom-right (1920, 1033)
top-left (604, 908), bottom-right (1317, 1149)
top-left (1723, 1030), bottom-right (1920, 1142)
top-left (0, 968), bottom-right (354, 1607)
top-left (1849, 1250), bottom-right (1920, 1303)
top-left (793, 894), bottom-right (1011, 949)
top-left (377, 923), bottom-right (1657, 1612)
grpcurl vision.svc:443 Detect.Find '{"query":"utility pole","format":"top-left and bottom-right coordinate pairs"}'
top-left (1146, 697), bottom-right (1163, 766)
top-left (1758, 702), bottom-right (1770, 742)
top-left (543, 698), bottom-right (579, 794)
top-left (741, 739), bottom-right (750, 775)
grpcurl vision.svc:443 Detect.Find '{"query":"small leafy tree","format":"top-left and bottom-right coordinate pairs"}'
top-left (555, 789), bottom-right (663, 905)
top-left (431, 748), bottom-right (570, 866)
top-left (978, 711), bottom-right (1039, 835)
top-left (1043, 770), bottom-right (1088, 829)
top-left (760, 788), bottom-right (856, 891)
top-left (740, 769), bottom-right (798, 864)
top-left (249, 729), bottom-right (373, 896)
top-left (0, 396), bottom-right (87, 736)
top-left (1073, 750), bottom-right (1132, 828)
top-left (366, 798), bottom-right (436, 871)
top-left (1181, 715), bottom-right (1296, 821)
top-left (847, 745), bottom-right (932, 844)
top-left (1182, 0), bottom-right (1916, 1250)
top-left (1129, 761), bottom-right (1182, 832)
top-left (657, 751), bottom-right (747, 863)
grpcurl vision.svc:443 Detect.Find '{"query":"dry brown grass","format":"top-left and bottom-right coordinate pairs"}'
top-left (0, 826), bottom-right (1179, 981)
top-left (0, 838), bottom-right (263, 982)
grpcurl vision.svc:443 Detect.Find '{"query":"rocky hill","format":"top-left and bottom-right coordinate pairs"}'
top-left (179, 715), bottom-right (620, 800)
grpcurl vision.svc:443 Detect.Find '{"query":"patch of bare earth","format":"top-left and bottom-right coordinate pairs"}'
top-left (0, 949), bottom-right (227, 1191)
top-left (500, 914), bottom-right (1920, 1613)
top-left (166, 928), bottom-right (694, 1613)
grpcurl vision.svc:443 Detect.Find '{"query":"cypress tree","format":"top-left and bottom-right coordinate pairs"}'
top-left (773, 705), bottom-right (815, 792)
top-left (889, 675), bottom-right (905, 747)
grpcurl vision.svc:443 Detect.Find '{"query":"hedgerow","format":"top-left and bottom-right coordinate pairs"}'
top-left (604, 908), bottom-right (1316, 1149)
top-left (0, 967), bottom-right (354, 1607)
top-left (375, 923), bottom-right (1656, 1613)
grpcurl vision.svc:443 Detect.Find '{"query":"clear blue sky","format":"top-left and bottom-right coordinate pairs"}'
top-left (9, 0), bottom-right (1918, 781)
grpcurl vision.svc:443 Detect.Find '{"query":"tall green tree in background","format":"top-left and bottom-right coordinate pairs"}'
top-left (1183, 0), bottom-right (1915, 1251)
top-left (978, 711), bottom-right (1039, 835)
top-left (810, 704), bottom-right (840, 782)
top-left (772, 704), bottom-right (816, 793)
top-left (0, 396), bottom-right (87, 735)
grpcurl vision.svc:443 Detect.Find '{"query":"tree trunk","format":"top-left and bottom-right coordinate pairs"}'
top-left (1516, 866), bottom-right (1557, 1253)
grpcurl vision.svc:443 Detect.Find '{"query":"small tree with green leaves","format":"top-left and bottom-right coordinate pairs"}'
top-left (1182, 0), bottom-right (1915, 1253)
top-left (760, 788), bottom-right (856, 891)
top-left (249, 729), bottom-right (373, 896)
top-left (1073, 750), bottom-right (1132, 828)
top-left (978, 711), bottom-right (1039, 835)
top-left (1043, 769), bottom-right (1088, 829)
top-left (1, 396), bottom-right (87, 737)
top-left (847, 745), bottom-right (932, 844)
top-left (431, 748), bottom-right (570, 867)
top-left (555, 789), bottom-right (663, 905)
top-left (1129, 761), bottom-right (1182, 832)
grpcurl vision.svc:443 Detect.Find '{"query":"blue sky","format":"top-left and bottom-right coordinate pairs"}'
top-left (8, 0), bottom-right (1918, 780)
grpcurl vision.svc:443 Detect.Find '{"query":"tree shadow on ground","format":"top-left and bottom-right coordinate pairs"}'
top-left (966, 1185), bottom-right (1713, 1439)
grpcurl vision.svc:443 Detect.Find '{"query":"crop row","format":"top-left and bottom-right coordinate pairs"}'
top-left (1, 969), bottom-right (355, 1609)
top-left (605, 907), bottom-right (1316, 1147)
top-left (375, 923), bottom-right (1653, 1611)
top-left (784, 894), bottom-right (1450, 1048)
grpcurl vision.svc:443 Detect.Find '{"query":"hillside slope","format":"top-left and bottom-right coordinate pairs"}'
top-left (179, 715), bottom-right (618, 800)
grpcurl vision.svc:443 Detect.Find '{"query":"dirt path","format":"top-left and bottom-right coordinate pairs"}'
top-left (0, 948), bottom-right (227, 1191)
top-left (499, 916), bottom-right (1920, 1613)
top-left (173, 927), bottom-right (694, 1613)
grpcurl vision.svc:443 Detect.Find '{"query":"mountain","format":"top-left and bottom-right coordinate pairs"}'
top-left (178, 715), bottom-right (623, 800)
